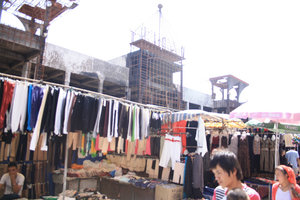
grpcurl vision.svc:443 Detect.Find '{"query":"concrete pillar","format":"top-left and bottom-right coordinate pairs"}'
top-left (64, 71), bottom-right (71, 86)
top-left (126, 87), bottom-right (131, 100)
top-left (21, 61), bottom-right (31, 78)
top-left (186, 101), bottom-right (189, 110)
top-left (96, 72), bottom-right (105, 93)
top-left (200, 105), bottom-right (203, 110)
top-left (98, 79), bottom-right (104, 93)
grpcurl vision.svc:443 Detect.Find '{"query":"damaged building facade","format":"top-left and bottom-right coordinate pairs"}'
top-left (0, 1), bottom-right (247, 113)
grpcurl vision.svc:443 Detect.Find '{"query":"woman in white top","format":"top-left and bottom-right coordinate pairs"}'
top-left (272, 165), bottom-right (300, 200)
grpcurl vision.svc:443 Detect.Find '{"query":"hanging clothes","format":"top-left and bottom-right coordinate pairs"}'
top-left (159, 134), bottom-right (181, 169)
top-left (252, 134), bottom-right (261, 173)
top-left (210, 134), bottom-right (220, 152)
top-left (184, 156), bottom-right (193, 198)
top-left (81, 95), bottom-right (97, 134)
top-left (126, 104), bottom-right (132, 141)
top-left (70, 94), bottom-right (84, 132)
top-left (92, 98), bottom-right (103, 138)
top-left (140, 107), bottom-right (150, 139)
top-left (103, 99), bottom-right (110, 138)
top-left (228, 133), bottom-right (239, 156)
top-left (269, 137), bottom-right (276, 172)
top-left (111, 100), bottom-right (119, 139)
top-left (186, 120), bottom-right (198, 153)
top-left (195, 117), bottom-right (208, 156)
top-left (40, 87), bottom-right (53, 133)
top-left (30, 86), bottom-right (49, 151)
top-left (238, 135), bottom-right (251, 178)
top-left (193, 153), bottom-right (204, 198)
top-left (30, 85), bottom-right (44, 130)
top-left (0, 80), bottom-right (4, 110)
top-left (149, 111), bottom-right (161, 134)
top-left (106, 99), bottom-right (113, 142)
top-left (173, 162), bottom-right (185, 184)
top-left (118, 103), bottom-right (129, 140)
top-left (62, 90), bottom-right (75, 134)
top-left (98, 99), bottom-right (107, 136)
top-left (26, 84), bottom-right (33, 131)
top-left (10, 81), bottom-right (28, 133)
top-left (260, 137), bottom-right (270, 172)
top-left (0, 80), bottom-right (15, 130)
top-left (54, 88), bottom-right (66, 135)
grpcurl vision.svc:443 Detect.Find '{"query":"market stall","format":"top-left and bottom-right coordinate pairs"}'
top-left (230, 100), bottom-right (300, 199)
top-left (0, 72), bottom-right (251, 200)
top-left (0, 73), bottom-right (182, 200)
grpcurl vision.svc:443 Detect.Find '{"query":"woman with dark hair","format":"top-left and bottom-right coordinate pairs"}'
top-left (272, 165), bottom-right (300, 200)
top-left (210, 150), bottom-right (260, 200)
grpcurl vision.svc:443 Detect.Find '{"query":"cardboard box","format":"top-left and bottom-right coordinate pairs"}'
top-left (155, 184), bottom-right (183, 200)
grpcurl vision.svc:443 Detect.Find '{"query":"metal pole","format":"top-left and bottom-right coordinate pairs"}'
top-left (158, 4), bottom-right (163, 47)
top-left (62, 135), bottom-right (69, 200)
top-left (34, 0), bottom-right (51, 80)
top-left (274, 122), bottom-right (279, 180)
top-left (0, 0), bottom-right (4, 23)
top-left (62, 72), bottom-right (71, 200)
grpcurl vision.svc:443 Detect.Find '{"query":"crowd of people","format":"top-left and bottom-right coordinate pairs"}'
top-left (210, 149), bottom-right (300, 200)
top-left (0, 149), bottom-right (300, 199)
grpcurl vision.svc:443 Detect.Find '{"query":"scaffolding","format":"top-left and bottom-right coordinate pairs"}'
top-left (128, 29), bottom-right (184, 110)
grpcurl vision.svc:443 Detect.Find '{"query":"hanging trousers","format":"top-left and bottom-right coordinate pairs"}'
top-left (260, 148), bottom-right (269, 172)
top-left (269, 148), bottom-right (275, 172)
top-left (238, 137), bottom-right (251, 178)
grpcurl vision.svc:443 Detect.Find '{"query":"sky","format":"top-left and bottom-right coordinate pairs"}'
top-left (2, 0), bottom-right (300, 104)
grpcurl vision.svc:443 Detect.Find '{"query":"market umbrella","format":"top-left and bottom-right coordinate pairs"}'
top-left (161, 109), bottom-right (246, 129)
top-left (230, 98), bottom-right (300, 176)
top-left (246, 119), bottom-right (300, 134)
top-left (230, 99), bottom-right (300, 124)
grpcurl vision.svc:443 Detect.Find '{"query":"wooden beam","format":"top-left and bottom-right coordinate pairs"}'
top-left (45, 71), bottom-right (64, 80)
top-left (80, 78), bottom-right (98, 85)
top-left (0, 47), bottom-right (24, 61)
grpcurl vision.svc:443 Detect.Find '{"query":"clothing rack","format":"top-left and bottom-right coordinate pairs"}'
top-left (0, 72), bottom-right (178, 199)
top-left (107, 152), bottom-right (159, 159)
top-left (0, 72), bottom-right (174, 113)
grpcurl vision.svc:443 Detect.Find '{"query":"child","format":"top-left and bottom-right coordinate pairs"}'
top-left (227, 188), bottom-right (250, 200)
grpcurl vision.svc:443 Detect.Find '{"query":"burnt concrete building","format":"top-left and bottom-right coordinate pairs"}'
top-left (210, 75), bottom-right (249, 114)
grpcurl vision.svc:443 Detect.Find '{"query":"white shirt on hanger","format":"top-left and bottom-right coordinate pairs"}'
top-left (195, 117), bottom-right (208, 156)
top-left (127, 104), bottom-right (132, 141)
top-left (107, 99), bottom-right (113, 142)
top-left (141, 108), bottom-right (150, 139)
top-left (113, 100), bottom-right (119, 138)
top-left (54, 88), bottom-right (66, 135)
top-left (135, 106), bottom-right (140, 140)
top-left (92, 98), bottom-right (104, 138)
top-left (10, 81), bottom-right (28, 133)
top-left (62, 90), bottom-right (75, 134)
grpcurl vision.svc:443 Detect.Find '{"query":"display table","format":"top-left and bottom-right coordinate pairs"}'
top-left (52, 173), bottom-right (99, 195)
top-left (244, 178), bottom-right (273, 199)
top-left (52, 174), bottom-right (183, 200)
top-left (99, 177), bottom-right (155, 200)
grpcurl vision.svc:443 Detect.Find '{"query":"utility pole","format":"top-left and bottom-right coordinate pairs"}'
top-left (34, 0), bottom-right (51, 80)
top-left (0, 0), bottom-right (4, 22)
top-left (158, 4), bottom-right (163, 47)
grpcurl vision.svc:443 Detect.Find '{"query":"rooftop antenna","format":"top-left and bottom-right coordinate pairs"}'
top-left (158, 3), bottom-right (163, 47)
